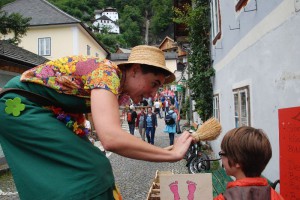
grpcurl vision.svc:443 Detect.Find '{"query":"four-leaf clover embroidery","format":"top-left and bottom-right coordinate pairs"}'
top-left (5, 97), bottom-right (25, 117)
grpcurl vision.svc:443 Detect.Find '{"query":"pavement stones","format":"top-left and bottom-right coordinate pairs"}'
top-left (0, 116), bottom-right (189, 200)
top-left (110, 116), bottom-right (189, 200)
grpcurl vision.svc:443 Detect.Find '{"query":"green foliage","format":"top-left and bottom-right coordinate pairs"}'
top-left (0, 10), bottom-right (31, 45)
top-left (48, 0), bottom-right (173, 49)
top-left (150, 0), bottom-right (173, 37)
top-left (95, 33), bottom-right (126, 52)
top-left (174, 0), bottom-right (214, 121)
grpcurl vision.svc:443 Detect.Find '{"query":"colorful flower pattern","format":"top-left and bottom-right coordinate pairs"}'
top-left (21, 55), bottom-right (125, 105)
top-left (47, 106), bottom-right (89, 137)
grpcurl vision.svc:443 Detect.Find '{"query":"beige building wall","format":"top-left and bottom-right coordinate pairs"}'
top-left (2, 24), bottom-right (107, 61)
top-left (165, 59), bottom-right (177, 73)
top-left (76, 25), bottom-right (107, 59)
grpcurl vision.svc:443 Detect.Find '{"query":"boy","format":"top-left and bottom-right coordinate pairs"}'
top-left (214, 126), bottom-right (283, 200)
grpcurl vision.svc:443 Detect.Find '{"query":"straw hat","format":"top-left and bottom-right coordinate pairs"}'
top-left (118, 45), bottom-right (175, 84)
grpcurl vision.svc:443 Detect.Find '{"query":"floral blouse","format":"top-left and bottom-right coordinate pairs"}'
top-left (21, 55), bottom-right (130, 106)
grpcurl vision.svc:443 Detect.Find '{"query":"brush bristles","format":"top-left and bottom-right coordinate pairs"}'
top-left (191, 118), bottom-right (222, 142)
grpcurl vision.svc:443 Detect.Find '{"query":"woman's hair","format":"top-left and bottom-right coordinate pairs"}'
top-left (221, 126), bottom-right (272, 177)
top-left (121, 64), bottom-right (170, 77)
top-left (169, 105), bottom-right (175, 110)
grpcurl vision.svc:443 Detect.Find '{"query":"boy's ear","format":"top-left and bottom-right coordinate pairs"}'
top-left (235, 163), bottom-right (241, 169)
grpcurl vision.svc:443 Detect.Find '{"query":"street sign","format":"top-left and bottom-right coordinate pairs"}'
top-left (177, 85), bottom-right (183, 92)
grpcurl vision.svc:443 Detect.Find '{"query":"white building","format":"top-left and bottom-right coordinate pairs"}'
top-left (93, 7), bottom-right (120, 34)
top-left (209, 0), bottom-right (299, 195)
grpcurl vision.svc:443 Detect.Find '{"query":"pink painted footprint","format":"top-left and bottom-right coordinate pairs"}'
top-left (187, 180), bottom-right (197, 200)
top-left (169, 181), bottom-right (180, 200)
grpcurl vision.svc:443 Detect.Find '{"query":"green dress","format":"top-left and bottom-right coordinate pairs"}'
top-left (0, 56), bottom-right (127, 200)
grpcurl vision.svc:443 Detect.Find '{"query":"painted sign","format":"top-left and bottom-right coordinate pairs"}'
top-left (160, 173), bottom-right (212, 200)
top-left (279, 106), bottom-right (300, 199)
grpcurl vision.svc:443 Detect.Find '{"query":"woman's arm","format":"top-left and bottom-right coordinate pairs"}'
top-left (91, 89), bottom-right (193, 162)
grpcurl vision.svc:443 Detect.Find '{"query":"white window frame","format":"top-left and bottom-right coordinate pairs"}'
top-left (233, 86), bottom-right (250, 127)
top-left (87, 45), bottom-right (91, 56)
top-left (210, 0), bottom-right (221, 43)
top-left (38, 37), bottom-right (51, 56)
top-left (213, 94), bottom-right (220, 121)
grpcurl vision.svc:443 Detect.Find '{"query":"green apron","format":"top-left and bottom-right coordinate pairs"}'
top-left (0, 76), bottom-right (116, 200)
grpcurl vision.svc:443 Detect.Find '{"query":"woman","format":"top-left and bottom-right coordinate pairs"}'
top-left (145, 107), bottom-right (157, 144)
top-left (164, 105), bottom-right (177, 145)
top-left (0, 45), bottom-right (193, 200)
top-left (135, 107), bottom-right (146, 141)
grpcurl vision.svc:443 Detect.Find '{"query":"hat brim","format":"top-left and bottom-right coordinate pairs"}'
top-left (118, 61), bottom-right (175, 84)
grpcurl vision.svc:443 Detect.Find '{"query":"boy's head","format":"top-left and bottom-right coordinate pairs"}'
top-left (220, 126), bottom-right (272, 177)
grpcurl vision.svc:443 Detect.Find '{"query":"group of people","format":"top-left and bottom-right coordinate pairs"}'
top-left (126, 101), bottom-right (181, 146)
top-left (0, 44), bottom-right (283, 199)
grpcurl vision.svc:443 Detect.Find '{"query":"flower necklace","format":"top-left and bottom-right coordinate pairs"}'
top-left (46, 106), bottom-right (89, 137)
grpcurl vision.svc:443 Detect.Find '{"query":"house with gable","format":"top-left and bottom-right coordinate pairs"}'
top-left (93, 7), bottom-right (120, 34)
top-left (1, 0), bottom-right (109, 61)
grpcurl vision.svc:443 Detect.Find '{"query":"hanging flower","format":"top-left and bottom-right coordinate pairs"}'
top-left (66, 120), bottom-right (74, 128)
top-left (46, 106), bottom-right (88, 137)
top-left (5, 97), bottom-right (25, 117)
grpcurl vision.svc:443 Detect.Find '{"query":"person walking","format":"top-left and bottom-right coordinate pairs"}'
top-left (0, 45), bottom-right (193, 200)
top-left (135, 107), bottom-right (146, 141)
top-left (164, 105), bottom-right (177, 145)
top-left (145, 107), bottom-right (157, 144)
top-left (127, 105), bottom-right (137, 135)
top-left (153, 99), bottom-right (162, 118)
top-left (174, 107), bottom-right (181, 134)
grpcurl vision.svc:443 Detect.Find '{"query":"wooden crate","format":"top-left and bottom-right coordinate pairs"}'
top-left (146, 170), bottom-right (173, 200)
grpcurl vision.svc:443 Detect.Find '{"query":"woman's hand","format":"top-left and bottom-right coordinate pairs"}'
top-left (170, 131), bottom-right (194, 160)
top-left (91, 89), bottom-right (193, 162)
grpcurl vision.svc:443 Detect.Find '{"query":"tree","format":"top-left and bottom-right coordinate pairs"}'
top-left (150, 0), bottom-right (173, 36)
top-left (0, 10), bottom-right (31, 45)
top-left (174, 0), bottom-right (213, 121)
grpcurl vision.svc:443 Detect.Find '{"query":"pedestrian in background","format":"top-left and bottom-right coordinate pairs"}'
top-left (174, 107), bottom-right (181, 134)
top-left (127, 105), bottom-right (137, 135)
top-left (145, 107), bottom-right (157, 144)
top-left (0, 45), bottom-right (193, 199)
top-left (154, 99), bottom-right (162, 118)
top-left (136, 107), bottom-right (146, 141)
top-left (164, 105), bottom-right (177, 145)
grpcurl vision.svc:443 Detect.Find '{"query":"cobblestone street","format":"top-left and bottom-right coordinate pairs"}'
top-left (110, 116), bottom-right (189, 200)
top-left (0, 115), bottom-right (189, 200)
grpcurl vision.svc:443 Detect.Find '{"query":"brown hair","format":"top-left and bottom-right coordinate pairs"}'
top-left (221, 126), bottom-right (272, 177)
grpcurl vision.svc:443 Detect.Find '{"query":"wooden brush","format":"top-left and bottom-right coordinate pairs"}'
top-left (191, 117), bottom-right (222, 142)
top-left (164, 118), bottom-right (222, 150)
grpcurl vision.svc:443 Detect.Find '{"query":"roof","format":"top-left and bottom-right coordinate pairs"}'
top-left (95, 7), bottom-right (117, 14)
top-left (0, 40), bottom-right (49, 67)
top-left (159, 36), bottom-right (175, 49)
top-left (96, 15), bottom-right (113, 21)
top-left (1, 0), bottom-right (110, 55)
top-left (2, 0), bottom-right (80, 26)
top-left (116, 48), bottom-right (131, 53)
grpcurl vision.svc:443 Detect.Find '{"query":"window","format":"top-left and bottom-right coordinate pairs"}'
top-left (233, 86), bottom-right (250, 127)
top-left (87, 45), bottom-right (91, 56)
top-left (213, 94), bottom-right (220, 121)
top-left (210, 0), bottom-right (221, 45)
top-left (38, 37), bottom-right (51, 56)
top-left (235, 0), bottom-right (249, 12)
top-left (95, 53), bottom-right (99, 57)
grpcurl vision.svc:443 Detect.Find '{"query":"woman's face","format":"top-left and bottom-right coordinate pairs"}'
top-left (126, 64), bottom-right (165, 104)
